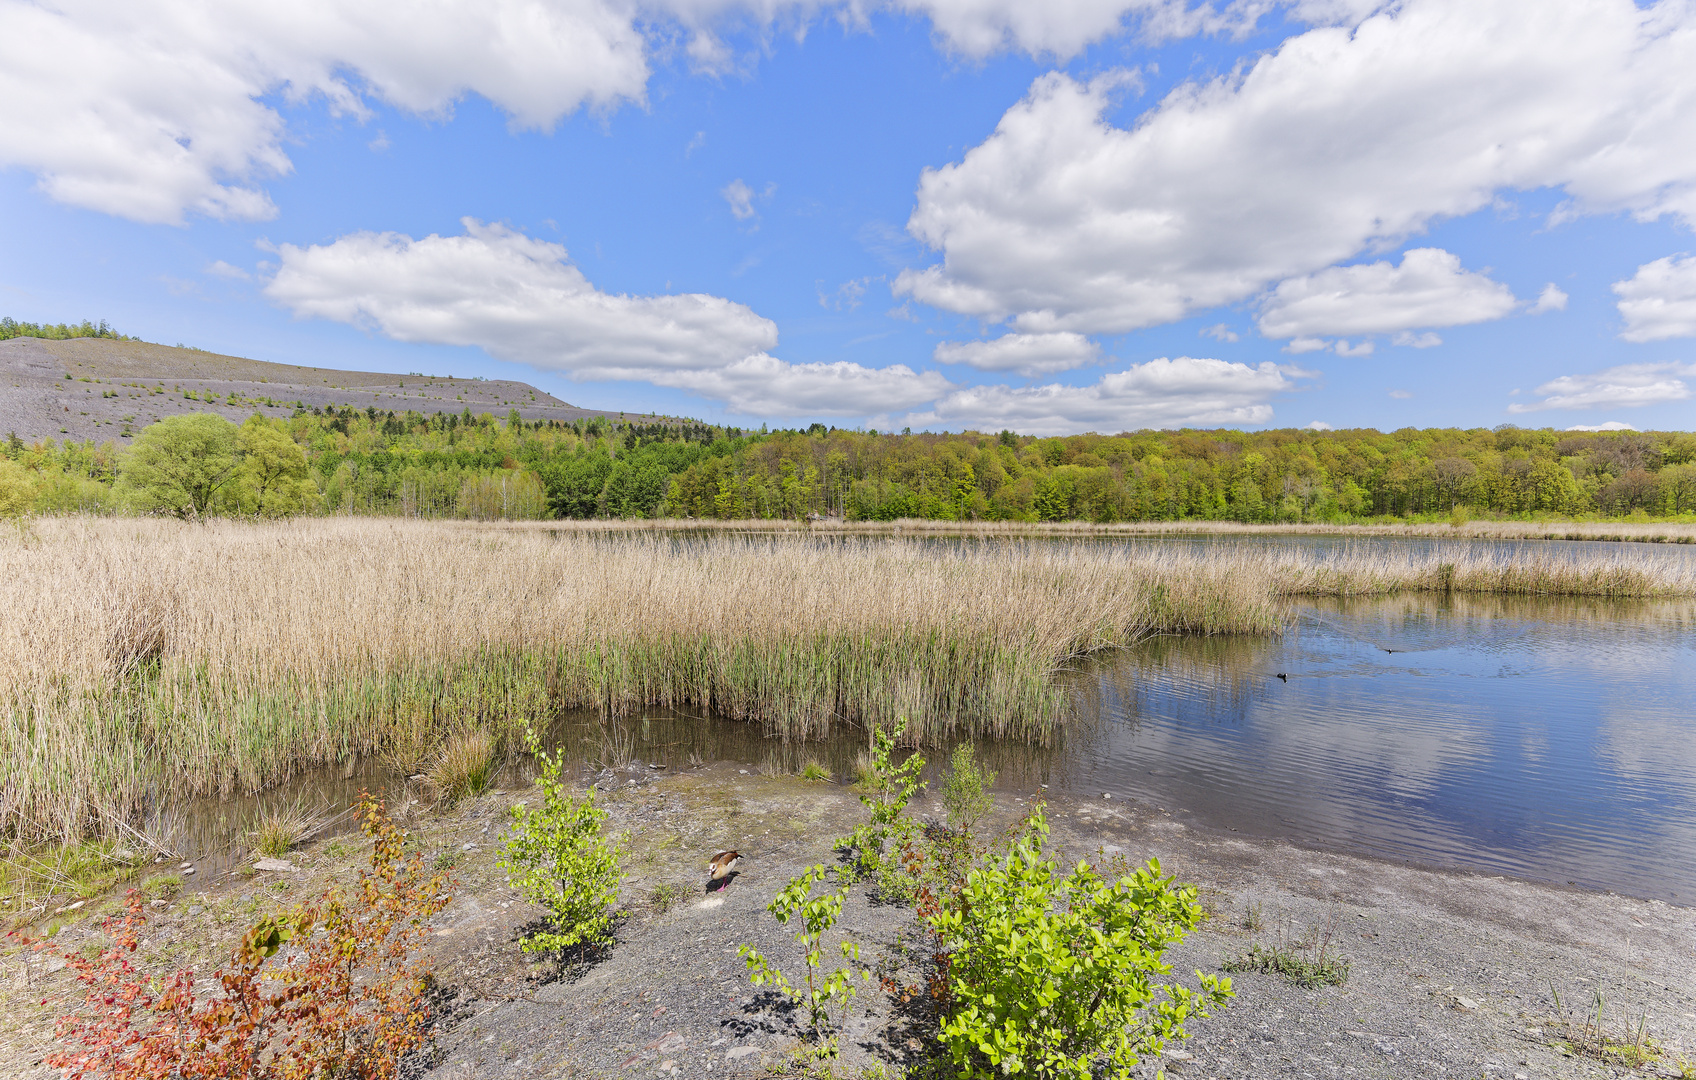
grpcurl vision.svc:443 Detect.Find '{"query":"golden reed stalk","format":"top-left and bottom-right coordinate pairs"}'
top-left (2, 517), bottom-right (1690, 844)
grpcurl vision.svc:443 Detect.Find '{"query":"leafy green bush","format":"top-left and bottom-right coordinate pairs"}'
top-left (836, 718), bottom-right (924, 897)
top-left (738, 865), bottom-right (866, 1041)
top-left (927, 805), bottom-right (1231, 1080)
top-left (940, 742), bottom-right (996, 836)
top-left (499, 724), bottom-right (624, 958)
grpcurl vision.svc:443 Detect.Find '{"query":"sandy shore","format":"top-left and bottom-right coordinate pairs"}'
top-left (5, 761), bottom-right (1693, 1079)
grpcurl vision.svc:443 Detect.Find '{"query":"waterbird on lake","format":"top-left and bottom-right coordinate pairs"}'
top-left (707, 850), bottom-right (742, 891)
top-left (1276, 673), bottom-right (1288, 681)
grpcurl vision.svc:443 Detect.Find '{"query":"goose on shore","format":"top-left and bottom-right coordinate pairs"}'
top-left (707, 850), bottom-right (742, 890)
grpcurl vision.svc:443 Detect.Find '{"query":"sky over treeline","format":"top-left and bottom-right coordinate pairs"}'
top-left (2, 0), bottom-right (1695, 434)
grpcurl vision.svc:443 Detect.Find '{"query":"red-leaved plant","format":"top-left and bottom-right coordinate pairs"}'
top-left (25, 793), bottom-right (451, 1080)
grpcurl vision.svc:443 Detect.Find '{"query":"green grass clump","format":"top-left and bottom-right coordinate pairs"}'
top-left (141, 873), bottom-right (184, 901)
top-left (649, 882), bottom-right (688, 915)
top-left (1223, 942), bottom-right (1350, 988)
top-left (248, 799), bottom-right (328, 857)
top-left (799, 760), bottom-right (831, 782)
top-left (430, 728), bottom-right (496, 803)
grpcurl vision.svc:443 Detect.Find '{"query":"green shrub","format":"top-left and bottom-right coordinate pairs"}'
top-left (836, 718), bottom-right (924, 897)
top-left (738, 865), bottom-right (866, 1041)
top-left (940, 742), bottom-right (996, 836)
top-left (499, 724), bottom-right (624, 958)
top-left (927, 805), bottom-right (1231, 1080)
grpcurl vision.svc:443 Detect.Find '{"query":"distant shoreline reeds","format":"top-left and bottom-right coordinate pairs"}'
top-left (2, 517), bottom-right (1692, 845)
top-left (495, 516), bottom-right (1696, 546)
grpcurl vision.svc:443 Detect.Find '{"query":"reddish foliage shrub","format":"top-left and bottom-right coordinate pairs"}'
top-left (28, 793), bottom-right (451, 1080)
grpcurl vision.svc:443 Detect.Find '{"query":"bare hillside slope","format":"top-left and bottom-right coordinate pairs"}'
top-left (0, 337), bottom-right (664, 443)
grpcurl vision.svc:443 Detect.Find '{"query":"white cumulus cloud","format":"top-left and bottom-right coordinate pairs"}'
top-left (932, 332), bottom-right (1100, 375)
top-left (1613, 255), bottom-right (1696, 342)
top-left (1565, 421), bottom-right (1638, 431)
top-left (0, 0), bottom-right (653, 224)
top-left (0, 0), bottom-right (1295, 224)
top-left (1256, 249), bottom-right (1517, 339)
top-left (263, 217), bottom-right (948, 417)
top-left (896, 0), bottom-right (1696, 335)
top-left (1532, 283), bottom-right (1569, 313)
top-left (1506, 361), bottom-right (1696, 413)
top-left (900, 356), bottom-right (1307, 436)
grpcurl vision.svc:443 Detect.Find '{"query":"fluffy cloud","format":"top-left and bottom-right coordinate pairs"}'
top-left (264, 218), bottom-right (947, 416)
top-left (0, 0), bottom-right (1272, 224)
top-left (1256, 249), bottom-right (1516, 339)
top-left (0, 0), bottom-right (653, 223)
top-left (1613, 255), bottom-right (1696, 342)
top-left (1565, 421), bottom-right (1637, 432)
top-left (1506, 362), bottom-right (1696, 413)
top-left (901, 356), bottom-right (1306, 435)
top-left (932, 332), bottom-right (1100, 375)
top-left (888, 0), bottom-right (1252, 60)
top-left (1532, 283), bottom-right (1569, 313)
top-left (896, 0), bottom-right (1696, 334)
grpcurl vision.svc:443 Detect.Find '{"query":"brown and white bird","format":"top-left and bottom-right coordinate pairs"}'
top-left (707, 850), bottom-right (742, 890)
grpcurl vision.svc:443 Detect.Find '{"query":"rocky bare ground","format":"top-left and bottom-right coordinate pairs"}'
top-left (1, 337), bottom-right (669, 445)
top-left (4, 760), bottom-right (1694, 1079)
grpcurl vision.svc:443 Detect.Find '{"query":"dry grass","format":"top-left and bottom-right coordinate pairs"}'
top-left (503, 516), bottom-right (1696, 545)
top-left (1, 517), bottom-right (1692, 845)
top-left (429, 729), bottom-right (496, 803)
top-left (248, 798), bottom-right (333, 857)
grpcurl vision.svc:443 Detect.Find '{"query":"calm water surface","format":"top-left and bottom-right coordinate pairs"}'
top-left (1059, 593), bottom-right (1696, 903)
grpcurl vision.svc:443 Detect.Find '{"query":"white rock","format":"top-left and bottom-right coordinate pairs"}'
top-left (1454, 995), bottom-right (1480, 1011)
top-left (253, 858), bottom-right (298, 873)
top-left (725, 1047), bottom-right (760, 1060)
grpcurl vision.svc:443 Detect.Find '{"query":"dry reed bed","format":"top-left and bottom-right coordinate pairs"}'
top-left (2, 518), bottom-right (1692, 844)
top-left (505, 517), bottom-right (1696, 545)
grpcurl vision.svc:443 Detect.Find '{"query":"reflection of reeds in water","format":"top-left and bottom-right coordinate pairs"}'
top-left (2, 517), bottom-right (1693, 845)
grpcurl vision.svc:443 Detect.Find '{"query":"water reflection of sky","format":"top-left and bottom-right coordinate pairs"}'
top-left (1062, 595), bottom-right (1696, 903)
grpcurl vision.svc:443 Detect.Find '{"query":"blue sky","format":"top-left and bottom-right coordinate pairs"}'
top-left (2, 0), bottom-right (1695, 434)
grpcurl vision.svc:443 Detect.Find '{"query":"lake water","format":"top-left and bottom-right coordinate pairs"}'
top-left (162, 535), bottom-right (1696, 904)
top-left (1058, 592), bottom-right (1696, 903)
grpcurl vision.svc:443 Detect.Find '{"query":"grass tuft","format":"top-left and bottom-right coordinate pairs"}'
top-left (430, 729), bottom-right (496, 803)
top-left (248, 799), bottom-right (330, 857)
top-left (1223, 942), bottom-right (1350, 988)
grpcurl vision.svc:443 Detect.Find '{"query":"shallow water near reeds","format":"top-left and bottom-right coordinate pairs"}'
top-left (153, 580), bottom-right (1696, 906)
top-left (1061, 592), bottom-right (1696, 905)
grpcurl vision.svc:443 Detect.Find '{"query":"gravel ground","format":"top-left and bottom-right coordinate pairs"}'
top-left (5, 761), bottom-right (1693, 1079)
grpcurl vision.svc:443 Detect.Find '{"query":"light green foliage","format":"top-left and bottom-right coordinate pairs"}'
top-left (118, 413), bottom-right (240, 518)
top-left (738, 864), bottom-right (866, 1038)
top-left (236, 414), bottom-right (318, 516)
top-left (499, 723), bottom-right (624, 957)
top-left (800, 759), bottom-right (831, 782)
top-left (0, 456), bottom-right (34, 516)
top-left (929, 805), bottom-right (1232, 1080)
top-left (837, 719), bottom-right (925, 894)
top-left (941, 743), bottom-right (996, 836)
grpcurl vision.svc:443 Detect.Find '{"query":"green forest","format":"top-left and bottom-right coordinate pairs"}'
top-left (0, 317), bottom-right (131, 342)
top-left (4, 403), bottom-right (1695, 522)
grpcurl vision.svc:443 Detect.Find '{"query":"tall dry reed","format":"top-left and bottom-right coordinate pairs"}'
top-left (2, 518), bottom-right (1691, 843)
